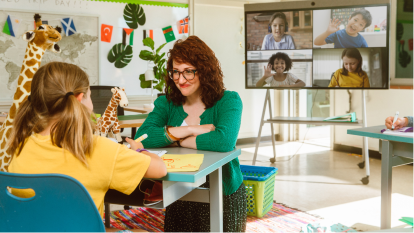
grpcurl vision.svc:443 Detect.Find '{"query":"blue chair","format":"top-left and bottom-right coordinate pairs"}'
top-left (0, 171), bottom-right (105, 232)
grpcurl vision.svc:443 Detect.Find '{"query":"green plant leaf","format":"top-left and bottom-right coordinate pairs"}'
top-left (108, 43), bottom-right (133, 68)
top-left (156, 52), bottom-right (165, 64)
top-left (143, 37), bottom-right (154, 50)
top-left (139, 74), bottom-right (158, 89)
top-left (156, 43), bottom-right (167, 54)
top-left (154, 78), bottom-right (165, 92)
top-left (139, 50), bottom-right (154, 61)
top-left (154, 54), bottom-right (160, 64)
top-left (158, 59), bottom-right (166, 70)
top-left (124, 4), bottom-right (146, 29)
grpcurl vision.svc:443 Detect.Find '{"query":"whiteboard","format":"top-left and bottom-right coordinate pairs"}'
top-left (0, 0), bottom-right (188, 98)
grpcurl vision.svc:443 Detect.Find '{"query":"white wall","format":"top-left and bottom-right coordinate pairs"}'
top-left (333, 89), bottom-right (413, 151)
top-left (193, 0), bottom-right (276, 139)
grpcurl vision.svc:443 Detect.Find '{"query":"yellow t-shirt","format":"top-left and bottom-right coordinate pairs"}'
top-left (328, 69), bottom-right (370, 88)
top-left (8, 134), bottom-right (151, 217)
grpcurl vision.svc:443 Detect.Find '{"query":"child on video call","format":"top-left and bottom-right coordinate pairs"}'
top-left (261, 12), bottom-right (296, 50)
top-left (329, 48), bottom-right (370, 88)
top-left (256, 52), bottom-right (305, 87)
top-left (314, 9), bottom-right (372, 48)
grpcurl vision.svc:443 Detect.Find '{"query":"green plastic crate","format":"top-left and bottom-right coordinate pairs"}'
top-left (241, 165), bottom-right (278, 218)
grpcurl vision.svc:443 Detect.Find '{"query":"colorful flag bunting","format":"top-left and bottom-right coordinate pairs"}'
top-left (176, 17), bottom-right (188, 34)
top-left (123, 28), bottom-right (134, 46)
top-left (148, 29), bottom-right (153, 40)
top-left (101, 24), bottom-right (113, 43)
top-left (61, 17), bottom-right (77, 36)
top-left (3, 15), bottom-right (21, 37)
top-left (162, 26), bottom-right (175, 43)
top-left (143, 29), bottom-right (153, 42)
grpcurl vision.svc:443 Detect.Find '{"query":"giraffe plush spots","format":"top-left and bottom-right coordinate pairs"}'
top-left (0, 14), bottom-right (62, 172)
top-left (95, 87), bottom-right (129, 142)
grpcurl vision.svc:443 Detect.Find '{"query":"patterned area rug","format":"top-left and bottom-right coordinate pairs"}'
top-left (104, 202), bottom-right (322, 232)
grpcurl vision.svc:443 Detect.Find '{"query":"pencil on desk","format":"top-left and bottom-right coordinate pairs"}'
top-left (135, 134), bottom-right (148, 142)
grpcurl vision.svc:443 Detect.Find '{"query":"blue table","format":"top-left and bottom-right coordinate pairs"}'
top-left (348, 126), bottom-right (413, 229)
top-left (104, 147), bottom-right (241, 232)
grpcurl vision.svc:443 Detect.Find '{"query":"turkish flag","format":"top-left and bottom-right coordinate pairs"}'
top-left (101, 24), bottom-right (113, 43)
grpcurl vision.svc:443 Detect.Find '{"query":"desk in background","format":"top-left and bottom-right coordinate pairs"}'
top-left (104, 147), bottom-right (241, 232)
top-left (348, 126), bottom-right (413, 230)
top-left (123, 106), bottom-right (151, 114)
top-left (0, 115), bottom-right (146, 139)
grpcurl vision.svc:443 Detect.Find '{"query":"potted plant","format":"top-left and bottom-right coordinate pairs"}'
top-left (139, 37), bottom-right (168, 97)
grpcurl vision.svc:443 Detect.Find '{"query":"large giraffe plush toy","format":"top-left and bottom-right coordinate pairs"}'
top-left (0, 14), bottom-right (62, 172)
top-left (95, 87), bottom-right (129, 142)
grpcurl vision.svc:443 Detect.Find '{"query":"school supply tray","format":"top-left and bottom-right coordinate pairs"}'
top-left (240, 165), bottom-right (278, 218)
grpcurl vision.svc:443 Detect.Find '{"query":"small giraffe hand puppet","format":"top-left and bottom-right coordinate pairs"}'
top-left (94, 87), bottom-right (129, 142)
top-left (0, 14), bottom-right (62, 172)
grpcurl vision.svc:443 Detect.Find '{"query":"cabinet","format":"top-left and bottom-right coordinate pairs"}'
top-left (288, 10), bottom-right (312, 30)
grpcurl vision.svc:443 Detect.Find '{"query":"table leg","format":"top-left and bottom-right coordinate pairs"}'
top-left (210, 167), bottom-right (223, 232)
top-left (380, 140), bottom-right (393, 229)
top-left (105, 203), bottom-right (110, 228)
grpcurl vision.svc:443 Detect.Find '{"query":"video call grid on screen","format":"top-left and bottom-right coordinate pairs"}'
top-left (244, 0), bottom-right (390, 90)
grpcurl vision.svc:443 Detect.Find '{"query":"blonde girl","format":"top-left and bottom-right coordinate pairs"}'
top-left (7, 62), bottom-right (166, 231)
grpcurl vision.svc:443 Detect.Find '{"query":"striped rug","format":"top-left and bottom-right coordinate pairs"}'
top-left (104, 202), bottom-right (322, 232)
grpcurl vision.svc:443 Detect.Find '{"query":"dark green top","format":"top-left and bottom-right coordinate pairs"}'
top-left (135, 90), bottom-right (243, 196)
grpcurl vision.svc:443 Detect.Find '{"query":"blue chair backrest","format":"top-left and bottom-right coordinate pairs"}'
top-left (0, 171), bottom-right (105, 232)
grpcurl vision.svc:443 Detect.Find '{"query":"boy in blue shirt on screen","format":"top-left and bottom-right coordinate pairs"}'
top-left (314, 9), bottom-right (372, 48)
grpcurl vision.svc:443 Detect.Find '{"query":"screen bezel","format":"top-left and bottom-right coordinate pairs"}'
top-left (244, 0), bottom-right (391, 90)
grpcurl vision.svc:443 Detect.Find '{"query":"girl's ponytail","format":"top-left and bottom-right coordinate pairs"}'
top-left (50, 93), bottom-right (94, 165)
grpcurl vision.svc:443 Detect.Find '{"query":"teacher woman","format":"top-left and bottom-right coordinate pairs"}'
top-left (135, 35), bottom-right (246, 232)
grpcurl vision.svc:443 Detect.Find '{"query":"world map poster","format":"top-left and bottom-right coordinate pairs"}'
top-left (0, 10), bottom-right (99, 101)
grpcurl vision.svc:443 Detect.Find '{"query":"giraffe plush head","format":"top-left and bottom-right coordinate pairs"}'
top-left (22, 14), bottom-right (62, 53)
top-left (112, 87), bottom-right (128, 107)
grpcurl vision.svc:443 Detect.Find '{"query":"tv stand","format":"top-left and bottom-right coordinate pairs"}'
top-left (252, 89), bottom-right (370, 185)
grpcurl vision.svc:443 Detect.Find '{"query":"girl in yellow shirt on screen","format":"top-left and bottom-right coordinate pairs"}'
top-left (329, 48), bottom-right (370, 88)
top-left (7, 62), bottom-right (166, 231)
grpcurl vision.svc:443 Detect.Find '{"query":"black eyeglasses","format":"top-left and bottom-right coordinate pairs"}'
top-left (168, 69), bottom-right (197, 81)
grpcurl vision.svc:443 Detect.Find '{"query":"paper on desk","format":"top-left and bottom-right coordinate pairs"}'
top-left (381, 127), bottom-right (413, 138)
top-left (161, 154), bottom-right (204, 172)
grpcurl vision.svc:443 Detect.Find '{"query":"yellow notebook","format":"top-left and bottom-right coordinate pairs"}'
top-left (161, 154), bottom-right (204, 172)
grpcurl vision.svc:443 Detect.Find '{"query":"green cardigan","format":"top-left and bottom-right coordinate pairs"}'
top-left (135, 90), bottom-right (243, 196)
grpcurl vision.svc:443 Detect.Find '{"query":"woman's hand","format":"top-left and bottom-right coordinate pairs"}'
top-left (263, 64), bottom-right (273, 78)
top-left (385, 117), bottom-right (408, 130)
top-left (326, 18), bottom-right (341, 34)
top-left (125, 137), bottom-right (144, 151)
top-left (190, 124), bottom-right (215, 136)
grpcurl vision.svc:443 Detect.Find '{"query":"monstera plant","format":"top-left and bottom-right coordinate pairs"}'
top-left (124, 3), bottom-right (146, 29)
top-left (107, 3), bottom-right (146, 68)
top-left (139, 37), bottom-right (167, 92)
top-left (107, 43), bottom-right (133, 68)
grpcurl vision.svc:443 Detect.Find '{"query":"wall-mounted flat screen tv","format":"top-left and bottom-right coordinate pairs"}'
top-left (245, 0), bottom-right (390, 89)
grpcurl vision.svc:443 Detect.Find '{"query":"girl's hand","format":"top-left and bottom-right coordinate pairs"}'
top-left (190, 124), bottom-right (216, 136)
top-left (385, 117), bottom-right (408, 130)
top-left (326, 18), bottom-right (341, 34)
top-left (264, 64), bottom-right (273, 78)
top-left (125, 137), bottom-right (144, 151)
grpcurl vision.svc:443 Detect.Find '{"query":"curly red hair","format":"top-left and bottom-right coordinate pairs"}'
top-left (165, 36), bottom-right (225, 109)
